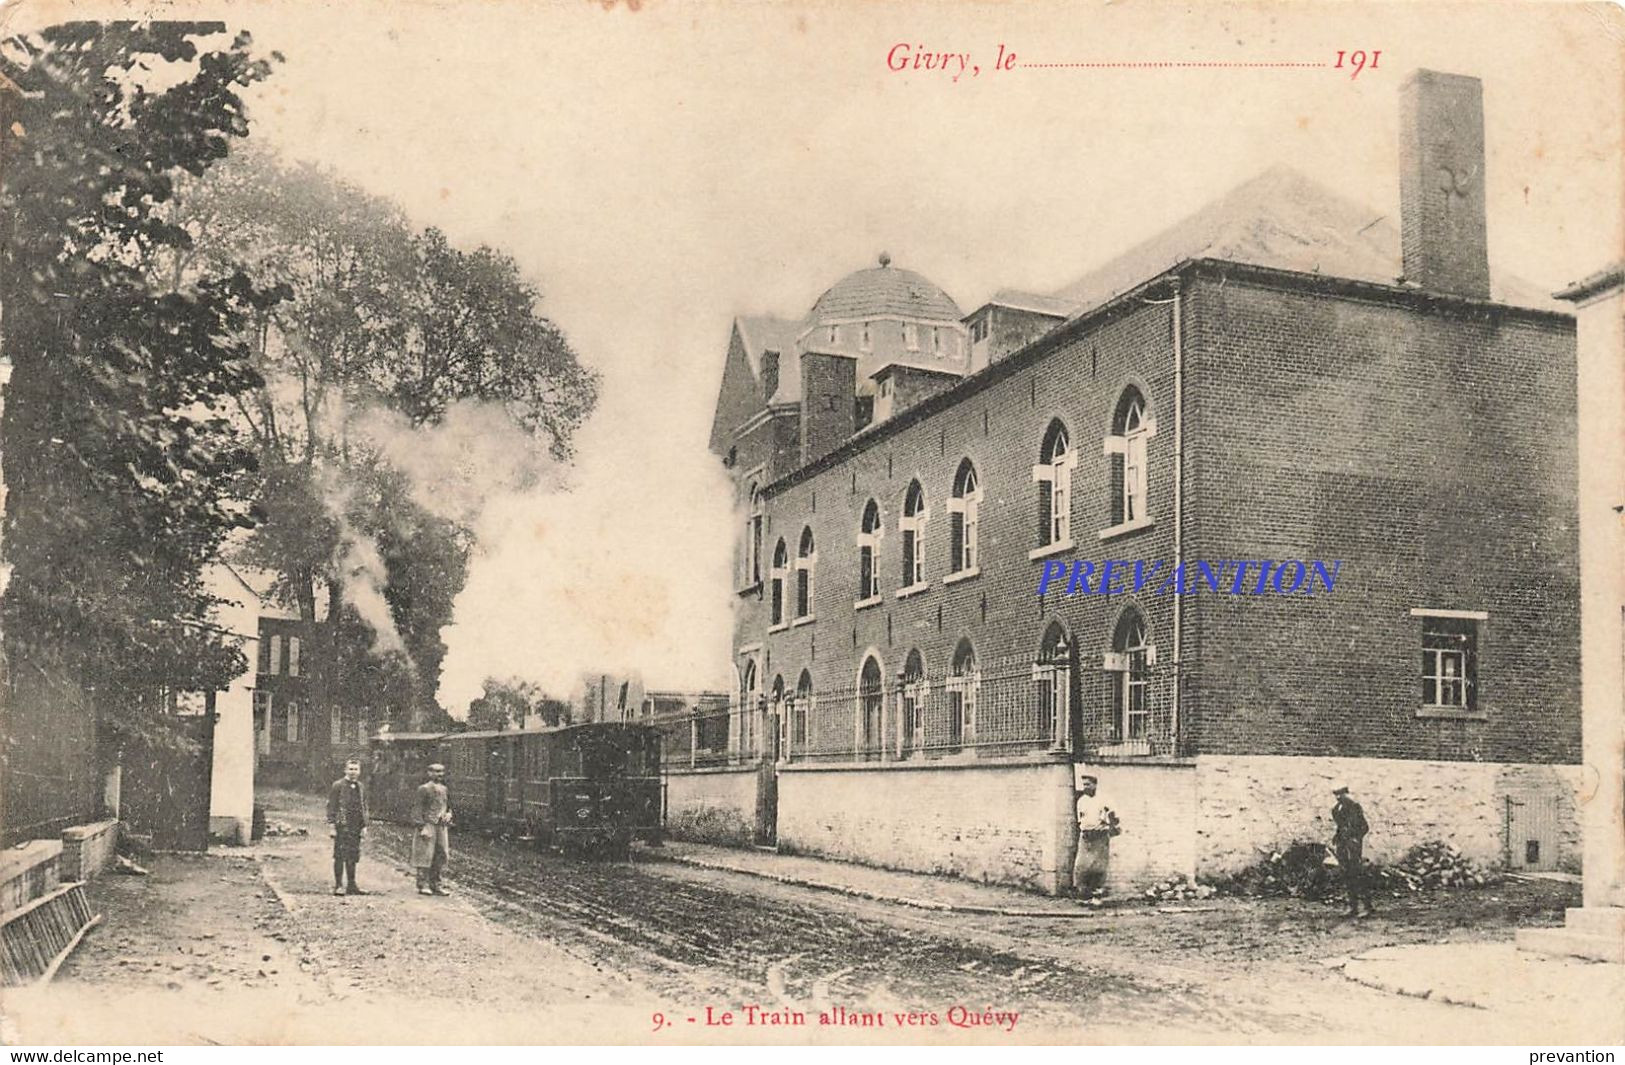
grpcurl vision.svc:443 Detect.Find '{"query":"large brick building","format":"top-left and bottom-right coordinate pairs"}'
top-left (694, 69), bottom-right (1582, 894)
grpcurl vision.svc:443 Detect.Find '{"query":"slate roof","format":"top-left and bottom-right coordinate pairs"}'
top-left (732, 314), bottom-right (804, 405)
top-left (978, 289), bottom-right (1076, 318)
top-left (807, 266), bottom-right (963, 324)
top-left (1047, 165), bottom-right (1559, 318)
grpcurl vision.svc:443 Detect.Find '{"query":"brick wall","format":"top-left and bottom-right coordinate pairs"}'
top-left (1193, 754), bottom-right (1582, 873)
top-left (1182, 268), bottom-right (1580, 764)
top-left (59, 820), bottom-right (118, 880)
top-left (800, 352), bottom-right (857, 467)
top-left (665, 766), bottom-right (759, 846)
top-left (756, 297), bottom-right (1180, 751)
top-left (777, 759), bottom-right (1073, 893)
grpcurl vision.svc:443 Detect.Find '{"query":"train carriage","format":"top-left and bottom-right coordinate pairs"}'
top-left (368, 722), bottom-right (664, 858)
top-left (366, 732), bottom-right (446, 823)
top-left (519, 723), bottom-right (663, 855)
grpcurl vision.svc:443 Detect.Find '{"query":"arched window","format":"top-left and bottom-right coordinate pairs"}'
top-left (947, 638), bottom-right (979, 749)
top-left (740, 658), bottom-right (759, 759)
top-left (901, 480), bottom-right (928, 588)
top-left (793, 669), bottom-right (813, 750)
top-left (770, 675), bottom-right (785, 762)
top-left (1110, 388), bottom-right (1152, 526)
top-left (857, 500), bottom-right (882, 601)
top-left (743, 484), bottom-right (763, 587)
top-left (795, 526), bottom-right (816, 619)
top-left (1111, 611), bottom-right (1150, 744)
top-left (1033, 622), bottom-right (1073, 750)
top-left (898, 650), bottom-right (926, 756)
top-left (949, 459), bottom-right (981, 574)
top-left (858, 655), bottom-right (884, 759)
top-left (770, 539), bottom-right (788, 627)
top-left (1035, 420), bottom-right (1073, 547)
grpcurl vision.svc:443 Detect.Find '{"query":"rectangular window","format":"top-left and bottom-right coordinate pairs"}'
top-left (859, 544), bottom-right (875, 599)
top-left (1422, 616), bottom-right (1478, 709)
top-left (904, 323), bottom-right (919, 351)
top-left (285, 700), bottom-right (301, 743)
top-left (268, 634), bottom-right (283, 675)
top-left (931, 327), bottom-right (942, 354)
top-left (902, 529), bottom-right (917, 586)
top-left (287, 636), bottom-right (301, 678)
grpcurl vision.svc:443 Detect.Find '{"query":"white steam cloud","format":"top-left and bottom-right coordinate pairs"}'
top-left (342, 396), bottom-right (735, 716)
top-left (432, 399), bottom-right (737, 714)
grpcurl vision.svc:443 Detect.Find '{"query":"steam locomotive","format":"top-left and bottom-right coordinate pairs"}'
top-left (367, 722), bottom-right (664, 857)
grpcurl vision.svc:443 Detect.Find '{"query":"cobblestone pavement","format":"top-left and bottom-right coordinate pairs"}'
top-left (5, 788), bottom-right (1614, 1045)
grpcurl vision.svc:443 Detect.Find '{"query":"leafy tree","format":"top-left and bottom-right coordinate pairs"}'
top-left (0, 22), bottom-right (280, 748)
top-left (162, 148), bottom-right (598, 744)
top-left (466, 678), bottom-right (568, 732)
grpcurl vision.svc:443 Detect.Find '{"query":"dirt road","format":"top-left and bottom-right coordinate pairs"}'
top-left (9, 788), bottom-right (1607, 1045)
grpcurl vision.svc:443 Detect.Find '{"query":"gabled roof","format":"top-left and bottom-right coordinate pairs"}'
top-left (974, 289), bottom-right (1077, 318)
top-left (1048, 165), bottom-right (1559, 318)
top-left (737, 315), bottom-right (804, 405)
top-left (735, 315), bottom-right (800, 376)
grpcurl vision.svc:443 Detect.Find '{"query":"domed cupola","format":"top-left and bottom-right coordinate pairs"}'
top-left (805, 252), bottom-right (963, 325)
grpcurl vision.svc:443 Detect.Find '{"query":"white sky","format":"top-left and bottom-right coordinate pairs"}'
top-left (6, 0), bottom-right (1621, 703)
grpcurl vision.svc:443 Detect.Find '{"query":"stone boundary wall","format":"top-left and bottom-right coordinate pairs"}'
top-left (60, 820), bottom-right (120, 881)
top-left (777, 760), bottom-right (1074, 894)
top-left (1075, 761), bottom-right (1200, 892)
top-left (0, 840), bottom-right (62, 915)
top-left (1193, 755), bottom-right (1582, 872)
top-left (665, 766), bottom-right (759, 846)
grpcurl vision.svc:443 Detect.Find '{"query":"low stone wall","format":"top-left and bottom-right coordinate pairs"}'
top-left (1193, 756), bottom-right (1583, 873)
top-left (1074, 761), bottom-right (1199, 892)
top-left (777, 758), bottom-right (1074, 894)
top-left (0, 840), bottom-right (62, 914)
top-left (665, 766), bottom-right (759, 846)
top-left (60, 820), bottom-right (119, 881)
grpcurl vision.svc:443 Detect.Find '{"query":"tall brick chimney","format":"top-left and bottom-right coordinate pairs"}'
top-left (799, 350), bottom-right (857, 466)
top-left (1399, 69), bottom-right (1491, 299)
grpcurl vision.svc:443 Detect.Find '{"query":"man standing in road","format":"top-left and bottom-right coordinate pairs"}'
top-left (1073, 774), bottom-right (1121, 902)
top-left (414, 762), bottom-right (453, 896)
top-left (1332, 785), bottom-right (1374, 918)
top-left (327, 757), bottom-right (369, 896)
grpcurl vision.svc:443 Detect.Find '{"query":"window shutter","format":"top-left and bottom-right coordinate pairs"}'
top-left (1110, 455), bottom-right (1125, 526)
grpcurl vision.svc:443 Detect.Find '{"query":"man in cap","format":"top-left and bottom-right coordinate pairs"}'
top-left (414, 763), bottom-right (453, 896)
top-left (326, 757), bottom-right (369, 895)
top-left (1332, 785), bottom-right (1374, 917)
top-left (1073, 774), bottom-right (1121, 902)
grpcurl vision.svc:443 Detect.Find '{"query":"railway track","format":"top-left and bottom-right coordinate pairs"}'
top-left (362, 820), bottom-right (1259, 1033)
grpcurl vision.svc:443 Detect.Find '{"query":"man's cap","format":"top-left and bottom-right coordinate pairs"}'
top-left (1333, 785), bottom-right (1350, 795)
top-left (1078, 774), bottom-right (1098, 786)
top-left (428, 763), bottom-right (446, 772)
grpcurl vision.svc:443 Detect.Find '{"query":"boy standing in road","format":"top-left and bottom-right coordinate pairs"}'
top-left (327, 757), bottom-right (369, 896)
